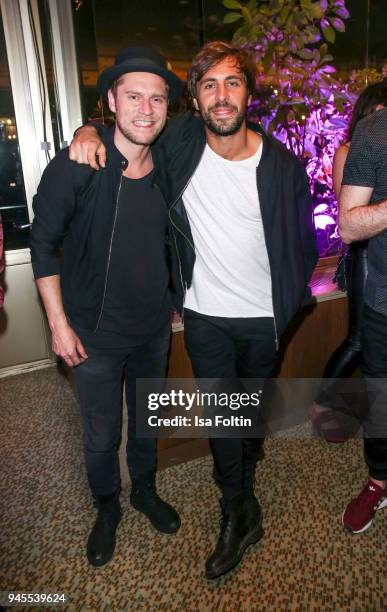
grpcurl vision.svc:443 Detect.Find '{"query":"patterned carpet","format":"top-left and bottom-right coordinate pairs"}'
top-left (0, 368), bottom-right (386, 611)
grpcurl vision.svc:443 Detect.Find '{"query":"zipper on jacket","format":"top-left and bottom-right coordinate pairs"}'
top-left (273, 316), bottom-right (279, 352)
top-left (255, 167), bottom-right (279, 351)
top-left (172, 227), bottom-right (186, 313)
top-left (168, 179), bottom-right (196, 316)
top-left (94, 172), bottom-right (124, 332)
top-left (154, 182), bottom-right (187, 311)
top-left (168, 141), bottom-right (206, 253)
top-left (168, 181), bottom-right (196, 252)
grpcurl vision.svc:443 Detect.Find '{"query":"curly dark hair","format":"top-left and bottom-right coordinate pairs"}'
top-left (187, 41), bottom-right (257, 99)
top-left (348, 80), bottom-right (387, 140)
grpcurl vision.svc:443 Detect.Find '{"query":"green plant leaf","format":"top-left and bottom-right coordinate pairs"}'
top-left (280, 6), bottom-right (289, 23)
top-left (291, 97), bottom-right (305, 104)
top-left (241, 6), bottom-right (253, 22)
top-left (322, 25), bottom-right (335, 43)
top-left (310, 3), bottom-right (324, 19)
top-left (319, 54), bottom-right (333, 65)
top-left (223, 12), bottom-right (243, 23)
top-left (300, 0), bottom-right (312, 11)
top-left (298, 48), bottom-right (314, 59)
top-left (295, 34), bottom-right (305, 49)
top-left (335, 98), bottom-right (344, 112)
top-left (223, 0), bottom-right (242, 9)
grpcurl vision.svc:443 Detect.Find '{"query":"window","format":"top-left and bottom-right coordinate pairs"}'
top-left (0, 13), bottom-right (29, 251)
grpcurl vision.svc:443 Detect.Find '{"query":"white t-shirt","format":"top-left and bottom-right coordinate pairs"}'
top-left (183, 142), bottom-right (273, 318)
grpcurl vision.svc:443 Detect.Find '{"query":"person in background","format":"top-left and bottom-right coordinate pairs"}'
top-left (69, 41), bottom-right (317, 579)
top-left (310, 81), bottom-right (387, 442)
top-left (30, 47), bottom-right (183, 568)
top-left (339, 99), bottom-right (387, 534)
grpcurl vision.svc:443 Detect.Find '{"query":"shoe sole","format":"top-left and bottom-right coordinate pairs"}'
top-left (205, 524), bottom-right (264, 580)
top-left (87, 544), bottom-right (115, 568)
top-left (130, 500), bottom-right (181, 534)
top-left (342, 496), bottom-right (387, 534)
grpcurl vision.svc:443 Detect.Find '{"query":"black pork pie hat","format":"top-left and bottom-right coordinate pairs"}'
top-left (97, 46), bottom-right (183, 102)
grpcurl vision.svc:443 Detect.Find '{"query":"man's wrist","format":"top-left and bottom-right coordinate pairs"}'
top-left (73, 123), bottom-right (98, 138)
top-left (73, 122), bottom-right (103, 138)
top-left (49, 313), bottom-right (69, 333)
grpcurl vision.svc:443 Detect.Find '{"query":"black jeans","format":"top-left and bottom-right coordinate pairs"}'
top-left (362, 304), bottom-right (387, 481)
top-left (184, 309), bottom-right (278, 501)
top-left (72, 324), bottom-right (170, 498)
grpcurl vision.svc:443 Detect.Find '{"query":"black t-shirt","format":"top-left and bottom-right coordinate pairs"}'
top-left (343, 108), bottom-right (387, 315)
top-left (95, 170), bottom-right (171, 342)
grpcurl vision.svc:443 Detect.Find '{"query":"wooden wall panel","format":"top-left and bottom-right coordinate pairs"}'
top-left (277, 297), bottom-right (348, 377)
top-left (167, 331), bottom-right (193, 378)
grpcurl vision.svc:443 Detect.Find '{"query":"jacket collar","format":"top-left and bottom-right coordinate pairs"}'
top-left (101, 125), bottom-right (129, 170)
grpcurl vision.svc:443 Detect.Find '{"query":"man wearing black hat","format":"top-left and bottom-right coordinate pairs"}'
top-left (30, 48), bottom-right (183, 567)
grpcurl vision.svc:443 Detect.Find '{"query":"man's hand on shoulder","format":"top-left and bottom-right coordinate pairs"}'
top-left (51, 317), bottom-right (88, 367)
top-left (69, 124), bottom-right (106, 170)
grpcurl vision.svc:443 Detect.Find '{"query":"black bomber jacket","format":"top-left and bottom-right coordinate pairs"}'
top-left (30, 127), bottom-right (181, 332)
top-left (154, 113), bottom-right (318, 344)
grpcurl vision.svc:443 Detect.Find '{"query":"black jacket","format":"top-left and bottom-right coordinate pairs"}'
top-left (155, 114), bottom-right (318, 341)
top-left (30, 127), bottom-right (181, 332)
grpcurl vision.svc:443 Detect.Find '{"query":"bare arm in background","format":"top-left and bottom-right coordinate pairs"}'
top-left (332, 143), bottom-right (350, 201)
top-left (339, 185), bottom-right (387, 243)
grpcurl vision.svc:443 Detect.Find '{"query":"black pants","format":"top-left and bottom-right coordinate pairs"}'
top-left (362, 304), bottom-right (387, 481)
top-left (327, 242), bottom-right (368, 373)
top-left (72, 324), bottom-right (170, 498)
top-left (316, 243), bottom-right (368, 412)
top-left (184, 309), bottom-right (278, 501)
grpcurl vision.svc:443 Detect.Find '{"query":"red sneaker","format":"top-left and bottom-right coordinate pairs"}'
top-left (342, 480), bottom-right (387, 534)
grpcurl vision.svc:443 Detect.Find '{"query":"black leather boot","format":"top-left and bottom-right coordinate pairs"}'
top-left (244, 492), bottom-right (263, 529)
top-left (205, 492), bottom-right (263, 580)
top-left (130, 479), bottom-right (180, 534)
top-left (87, 493), bottom-right (121, 567)
top-left (243, 477), bottom-right (263, 528)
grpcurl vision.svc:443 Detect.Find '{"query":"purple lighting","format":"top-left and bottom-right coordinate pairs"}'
top-left (249, 83), bottom-right (357, 257)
